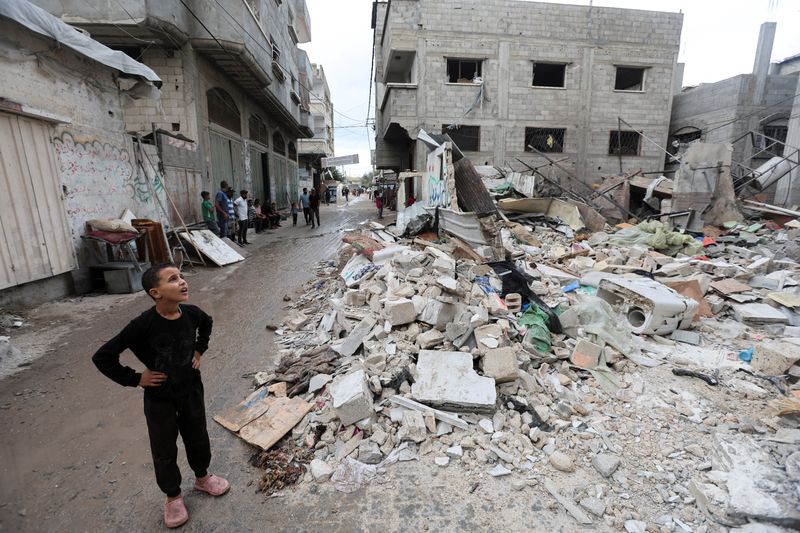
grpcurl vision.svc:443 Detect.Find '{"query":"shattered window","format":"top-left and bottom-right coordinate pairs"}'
top-left (525, 128), bottom-right (565, 153)
top-left (532, 63), bottom-right (566, 88)
top-left (761, 125), bottom-right (788, 157)
top-left (270, 37), bottom-right (281, 62)
top-left (674, 130), bottom-right (702, 144)
top-left (442, 125), bottom-right (480, 152)
top-left (288, 142), bottom-right (297, 160)
top-left (608, 130), bottom-right (641, 156)
top-left (614, 67), bottom-right (646, 91)
top-left (446, 59), bottom-right (482, 83)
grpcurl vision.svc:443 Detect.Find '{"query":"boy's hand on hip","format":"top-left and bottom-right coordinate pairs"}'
top-left (139, 370), bottom-right (168, 387)
top-left (192, 351), bottom-right (202, 369)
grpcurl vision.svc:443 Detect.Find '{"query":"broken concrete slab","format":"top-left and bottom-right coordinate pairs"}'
top-left (411, 350), bottom-right (497, 412)
top-left (474, 323), bottom-right (508, 349)
top-left (544, 479), bottom-right (593, 525)
top-left (669, 329), bottom-right (702, 345)
top-left (592, 454), bottom-right (621, 478)
top-left (570, 339), bottom-right (602, 368)
top-left (751, 341), bottom-right (800, 375)
top-left (398, 410), bottom-right (427, 443)
top-left (285, 311), bottom-right (310, 331)
top-left (384, 298), bottom-right (417, 326)
top-left (417, 328), bottom-right (445, 349)
top-left (309, 459), bottom-right (334, 482)
top-left (331, 370), bottom-right (375, 426)
top-left (332, 316), bottom-right (378, 357)
top-left (308, 374), bottom-right (332, 393)
top-left (481, 347), bottom-right (519, 383)
top-left (417, 299), bottom-right (458, 330)
top-left (388, 395), bottom-right (469, 430)
top-left (732, 303), bottom-right (790, 326)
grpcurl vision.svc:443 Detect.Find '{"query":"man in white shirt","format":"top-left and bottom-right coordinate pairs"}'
top-left (233, 190), bottom-right (250, 245)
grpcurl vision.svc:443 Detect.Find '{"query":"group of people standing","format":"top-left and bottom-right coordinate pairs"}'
top-left (201, 181), bottom-right (281, 246)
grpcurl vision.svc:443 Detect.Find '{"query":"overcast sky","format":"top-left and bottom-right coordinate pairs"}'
top-left (300, 0), bottom-right (800, 177)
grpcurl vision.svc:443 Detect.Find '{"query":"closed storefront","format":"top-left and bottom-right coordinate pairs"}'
top-left (0, 112), bottom-right (76, 289)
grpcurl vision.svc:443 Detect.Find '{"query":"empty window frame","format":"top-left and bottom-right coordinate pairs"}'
top-left (761, 124), bottom-right (788, 157)
top-left (532, 63), bottom-right (567, 88)
top-left (272, 131), bottom-right (286, 155)
top-left (608, 130), bottom-right (641, 156)
top-left (674, 130), bottom-right (702, 144)
top-left (525, 128), bottom-right (565, 153)
top-left (270, 37), bottom-right (281, 62)
top-left (614, 66), bottom-right (646, 91)
top-left (446, 58), bottom-right (482, 83)
top-left (443, 125), bottom-right (480, 152)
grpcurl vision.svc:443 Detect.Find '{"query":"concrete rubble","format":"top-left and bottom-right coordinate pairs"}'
top-left (222, 195), bottom-right (800, 531)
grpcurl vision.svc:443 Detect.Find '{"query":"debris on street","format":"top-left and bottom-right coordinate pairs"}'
top-left (216, 162), bottom-right (800, 530)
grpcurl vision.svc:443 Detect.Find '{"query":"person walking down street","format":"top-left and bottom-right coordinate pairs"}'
top-left (299, 188), bottom-right (311, 225)
top-left (92, 264), bottom-right (230, 529)
top-left (309, 187), bottom-right (321, 228)
top-left (214, 181), bottom-right (230, 239)
top-left (343, 186), bottom-right (349, 203)
top-left (376, 189), bottom-right (384, 219)
top-left (234, 190), bottom-right (250, 246)
top-left (290, 202), bottom-right (299, 226)
top-left (224, 187), bottom-right (236, 240)
top-left (200, 191), bottom-right (219, 235)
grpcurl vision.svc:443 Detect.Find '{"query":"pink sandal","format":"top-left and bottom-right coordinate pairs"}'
top-left (164, 496), bottom-right (188, 528)
top-left (194, 474), bottom-right (230, 496)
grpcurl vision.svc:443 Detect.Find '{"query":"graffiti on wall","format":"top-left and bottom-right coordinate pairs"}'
top-left (426, 143), bottom-right (451, 208)
top-left (54, 132), bottom-right (162, 203)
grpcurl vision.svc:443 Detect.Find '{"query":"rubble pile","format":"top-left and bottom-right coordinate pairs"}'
top-left (218, 213), bottom-right (800, 530)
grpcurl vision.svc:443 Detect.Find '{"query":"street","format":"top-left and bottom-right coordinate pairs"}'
top-left (0, 198), bottom-right (569, 533)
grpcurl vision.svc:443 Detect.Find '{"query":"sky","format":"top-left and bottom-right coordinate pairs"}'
top-left (300, 0), bottom-right (800, 177)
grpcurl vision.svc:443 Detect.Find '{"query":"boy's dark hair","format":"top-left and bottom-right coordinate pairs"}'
top-left (220, 180), bottom-right (228, 188)
top-left (142, 263), bottom-right (175, 298)
top-left (201, 190), bottom-right (210, 198)
top-left (240, 189), bottom-right (248, 196)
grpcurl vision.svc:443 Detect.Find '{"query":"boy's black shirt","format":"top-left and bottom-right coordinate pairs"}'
top-left (92, 304), bottom-right (212, 398)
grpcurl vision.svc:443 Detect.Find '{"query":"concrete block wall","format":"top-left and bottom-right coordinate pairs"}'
top-left (376, 0), bottom-right (682, 182)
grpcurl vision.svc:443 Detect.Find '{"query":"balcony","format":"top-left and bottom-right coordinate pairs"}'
top-left (380, 83), bottom-right (418, 139)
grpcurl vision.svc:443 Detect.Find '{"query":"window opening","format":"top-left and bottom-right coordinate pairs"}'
top-left (532, 63), bottom-right (566, 88)
top-left (761, 124), bottom-right (788, 157)
top-left (288, 142), bottom-right (297, 160)
top-left (272, 131), bottom-right (285, 155)
top-left (614, 67), bottom-right (645, 91)
top-left (248, 114), bottom-right (268, 146)
top-left (525, 128), bottom-right (565, 153)
top-left (443, 125), bottom-right (480, 152)
top-left (609, 130), bottom-right (641, 156)
top-left (447, 59), bottom-right (482, 83)
top-left (207, 88), bottom-right (241, 134)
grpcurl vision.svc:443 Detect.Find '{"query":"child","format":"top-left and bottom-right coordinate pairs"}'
top-left (290, 202), bottom-right (299, 226)
top-left (92, 264), bottom-right (229, 528)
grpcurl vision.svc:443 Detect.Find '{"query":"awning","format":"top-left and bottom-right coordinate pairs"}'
top-left (0, 0), bottom-right (161, 85)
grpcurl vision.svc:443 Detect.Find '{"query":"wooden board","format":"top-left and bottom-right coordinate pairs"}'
top-left (178, 229), bottom-right (243, 267)
top-left (237, 396), bottom-right (313, 450)
top-left (212, 386), bottom-right (273, 432)
top-left (666, 280), bottom-right (714, 319)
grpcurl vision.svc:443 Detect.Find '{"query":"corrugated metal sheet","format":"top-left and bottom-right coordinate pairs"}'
top-left (249, 147), bottom-right (266, 203)
top-left (0, 112), bottom-right (76, 290)
top-left (210, 130), bottom-right (246, 192)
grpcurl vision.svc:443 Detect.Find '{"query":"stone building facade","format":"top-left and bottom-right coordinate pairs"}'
top-left (298, 64), bottom-right (335, 190)
top-left (35, 0), bottom-right (315, 210)
top-left (372, 0), bottom-right (683, 185)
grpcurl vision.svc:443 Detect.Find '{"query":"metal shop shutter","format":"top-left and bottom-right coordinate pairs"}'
top-left (0, 112), bottom-right (76, 289)
top-left (209, 130), bottom-right (246, 191)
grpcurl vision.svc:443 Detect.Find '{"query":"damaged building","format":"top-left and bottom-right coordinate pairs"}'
top-left (298, 64), bottom-right (335, 191)
top-left (670, 22), bottom-right (800, 203)
top-left (33, 0), bottom-right (316, 212)
top-left (371, 0), bottom-right (683, 184)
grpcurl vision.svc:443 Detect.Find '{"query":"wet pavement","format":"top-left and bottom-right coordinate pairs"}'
top-left (0, 197), bottom-right (573, 532)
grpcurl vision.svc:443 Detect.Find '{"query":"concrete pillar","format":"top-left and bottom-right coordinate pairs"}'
top-left (774, 75), bottom-right (800, 207)
top-left (752, 22), bottom-right (776, 105)
top-left (672, 62), bottom-right (685, 95)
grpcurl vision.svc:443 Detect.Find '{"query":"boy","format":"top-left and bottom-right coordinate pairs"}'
top-left (92, 264), bottom-right (230, 528)
top-left (290, 201), bottom-right (299, 226)
top-left (200, 191), bottom-right (219, 235)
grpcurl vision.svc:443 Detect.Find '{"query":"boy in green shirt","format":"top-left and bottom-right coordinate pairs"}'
top-left (200, 191), bottom-right (219, 235)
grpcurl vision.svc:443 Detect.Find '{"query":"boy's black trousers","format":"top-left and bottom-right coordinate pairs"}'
top-left (143, 381), bottom-right (211, 497)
